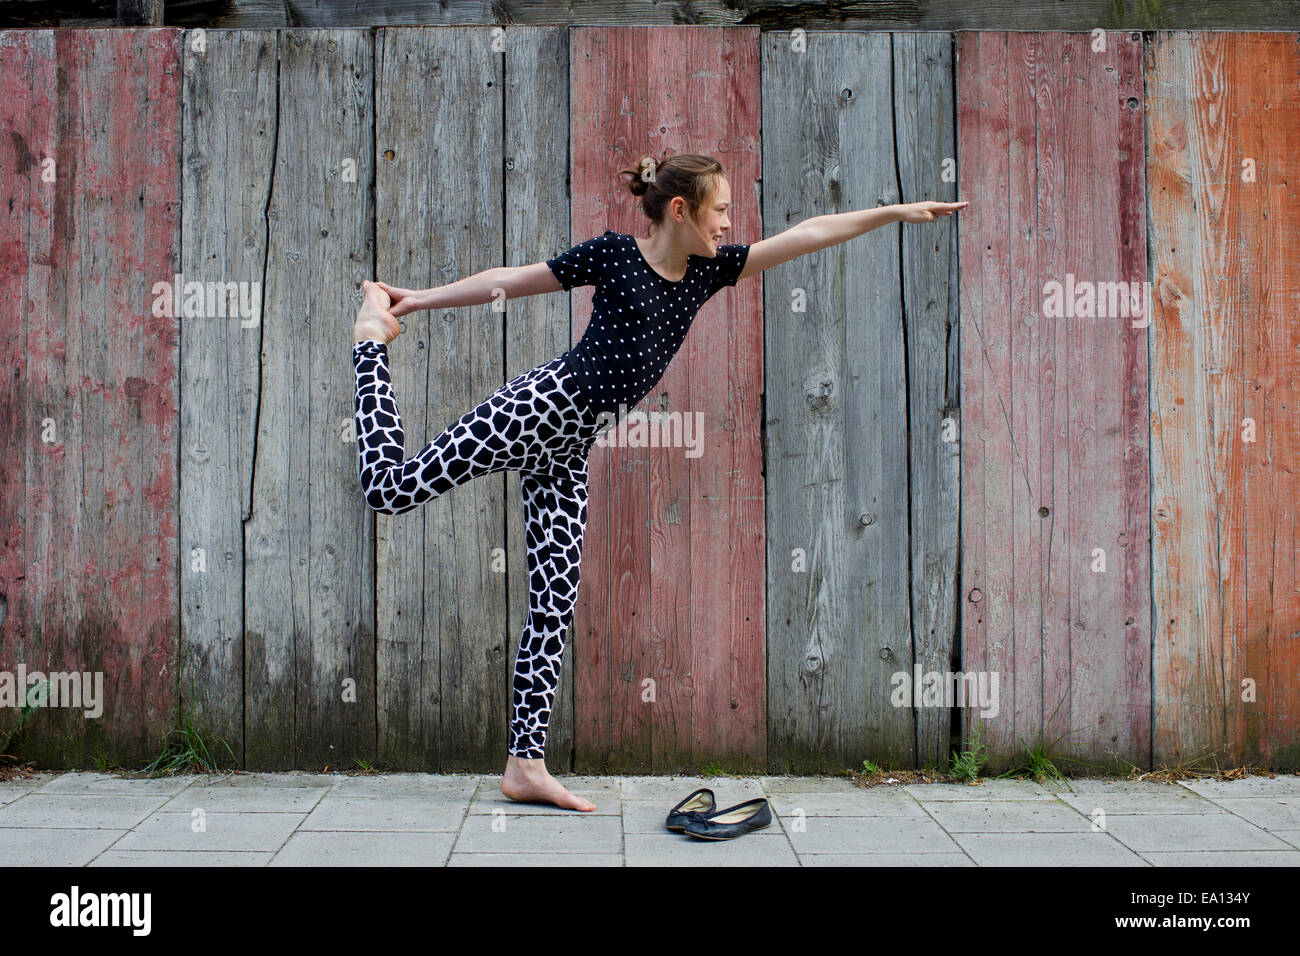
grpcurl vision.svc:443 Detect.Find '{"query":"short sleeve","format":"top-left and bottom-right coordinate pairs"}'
top-left (546, 230), bottom-right (617, 291)
top-left (704, 243), bottom-right (750, 299)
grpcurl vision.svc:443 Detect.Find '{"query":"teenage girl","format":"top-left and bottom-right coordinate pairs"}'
top-left (352, 151), bottom-right (966, 811)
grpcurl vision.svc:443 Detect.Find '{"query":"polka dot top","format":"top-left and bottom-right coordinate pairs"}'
top-left (546, 230), bottom-right (750, 418)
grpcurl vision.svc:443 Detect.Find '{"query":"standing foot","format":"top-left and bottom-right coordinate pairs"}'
top-left (500, 755), bottom-right (595, 812)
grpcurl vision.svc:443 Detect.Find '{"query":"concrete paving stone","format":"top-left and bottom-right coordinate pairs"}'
top-left (951, 832), bottom-right (1149, 866)
top-left (767, 789), bottom-right (929, 819)
top-left (1178, 774), bottom-right (1300, 798)
top-left (197, 772), bottom-right (343, 789)
top-left (468, 788), bottom-right (620, 815)
top-left (921, 799), bottom-right (1095, 833)
top-left (449, 853), bottom-right (624, 866)
top-left (90, 850), bottom-right (273, 867)
top-left (32, 771), bottom-right (197, 796)
top-left (620, 775), bottom-right (764, 801)
top-left (1206, 797), bottom-right (1300, 831)
top-left (784, 815), bottom-right (962, 855)
top-left (270, 830), bottom-right (457, 866)
top-left (453, 812), bottom-right (622, 853)
top-left (625, 832), bottom-right (798, 866)
top-left (1272, 830), bottom-right (1300, 849)
top-left (1058, 789), bottom-right (1227, 815)
top-left (799, 852), bottom-right (976, 866)
top-left (299, 794), bottom-right (466, 831)
top-left (0, 774), bottom-right (57, 805)
top-left (327, 773), bottom-right (481, 796)
top-left (1101, 812), bottom-right (1296, 852)
top-left (1142, 849), bottom-right (1300, 866)
top-left (759, 775), bottom-right (863, 794)
top-left (156, 785), bottom-right (331, 813)
top-left (111, 811), bottom-right (304, 852)
top-left (0, 827), bottom-right (128, 866)
top-left (1059, 778), bottom-right (1188, 795)
top-left (0, 793), bottom-right (171, 830)
top-left (903, 779), bottom-right (1067, 801)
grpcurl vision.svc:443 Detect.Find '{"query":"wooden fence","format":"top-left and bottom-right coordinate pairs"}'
top-left (1, 26), bottom-right (1296, 773)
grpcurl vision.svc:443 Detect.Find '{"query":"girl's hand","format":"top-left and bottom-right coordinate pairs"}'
top-left (374, 280), bottom-right (433, 318)
top-left (898, 200), bottom-right (969, 223)
top-left (353, 280), bottom-right (402, 344)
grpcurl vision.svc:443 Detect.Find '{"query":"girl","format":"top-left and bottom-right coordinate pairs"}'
top-left (352, 152), bottom-right (966, 812)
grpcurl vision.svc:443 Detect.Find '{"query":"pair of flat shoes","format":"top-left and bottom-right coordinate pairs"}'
top-left (664, 787), bottom-right (772, 840)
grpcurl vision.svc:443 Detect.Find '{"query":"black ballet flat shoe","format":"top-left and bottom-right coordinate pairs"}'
top-left (664, 788), bottom-right (716, 831)
top-left (682, 798), bottom-right (772, 840)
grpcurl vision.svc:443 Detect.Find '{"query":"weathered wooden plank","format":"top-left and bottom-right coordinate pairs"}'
top-left (958, 31), bottom-right (1150, 773)
top-left (179, 30), bottom-right (279, 764)
top-left (568, 27), bottom-right (649, 772)
top-left (892, 31), bottom-right (962, 771)
top-left (0, 28), bottom-right (181, 766)
top-left (1148, 32), bottom-right (1300, 770)
top-left (501, 26), bottom-right (576, 768)
top-left (569, 25), bottom-right (764, 773)
top-left (100, 0), bottom-right (1300, 31)
top-left (374, 27), bottom-right (505, 770)
top-left (762, 30), bottom-right (912, 772)
top-left (666, 27), bottom-right (763, 772)
top-left (244, 29), bottom-right (375, 768)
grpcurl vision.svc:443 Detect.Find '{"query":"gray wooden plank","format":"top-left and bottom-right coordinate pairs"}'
top-left (180, 29), bottom-right (279, 765)
top-left (892, 31), bottom-right (961, 771)
top-left (244, 29), bottom-right (376, 768)
top-left (502, 26), bottom-right (576, 769)
top-left (374, 27), bottom-right (505, 770)
top-left (762, 30), bottom-right (914, 771)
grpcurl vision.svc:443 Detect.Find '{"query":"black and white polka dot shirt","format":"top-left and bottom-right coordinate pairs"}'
top-left (546, 229), bottom-right (750, 417)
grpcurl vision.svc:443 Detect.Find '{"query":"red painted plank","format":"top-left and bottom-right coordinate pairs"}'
top-left (0, 29), bottom-right (181, 766)
top-left (569, 26), bottom-right (763, 771)
top-left (959, 31), bottom-right (1151, 771)
top-left (1149, 32), bottom-right (1300, 769)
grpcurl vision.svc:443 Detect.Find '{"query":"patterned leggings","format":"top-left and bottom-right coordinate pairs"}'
top-left (351, 340), bottom-right (605, 759)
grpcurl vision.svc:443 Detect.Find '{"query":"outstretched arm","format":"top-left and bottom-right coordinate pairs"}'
top-left (373, 263), bottom-right (563, 319)
top-left (737, 200), bottom-right (968, 281)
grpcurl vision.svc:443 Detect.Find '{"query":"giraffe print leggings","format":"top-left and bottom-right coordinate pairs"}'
top-left (351, 339), bottom-right (606, 759)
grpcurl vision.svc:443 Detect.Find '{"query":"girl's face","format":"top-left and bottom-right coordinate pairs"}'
top-left (693, 178), bottom-right (732, 256)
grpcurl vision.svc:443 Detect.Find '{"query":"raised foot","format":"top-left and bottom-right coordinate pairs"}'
top-left (501, 758), bottom-right (595, 812)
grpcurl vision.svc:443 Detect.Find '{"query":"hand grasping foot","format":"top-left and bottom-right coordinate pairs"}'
top-left (353, 279), bottom-right (402, 344)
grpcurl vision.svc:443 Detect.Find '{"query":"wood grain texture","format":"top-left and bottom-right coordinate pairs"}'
top-left (39, 1), bottom-right (1300, 31)
top-left (243, 29), bottom-right (375, 768)
top-left (568, 26), bottom-right (764, 773)
top-left (958, 31), bottom-right (1151, 774)
top-left (501, 26), bottom-right (577, 768)
top-left (180, 29), bottom-right (279, 764)
top-left (1148, 32), bottom-right (1300, 770)
top-left (892, 31), bottom-right (963, 771)
top-left (374, 27), bottom-right (505, 770)
top-left (762, 31), bottom-right (914, 772)
top-left (0, 28), bottom-right (181, 766)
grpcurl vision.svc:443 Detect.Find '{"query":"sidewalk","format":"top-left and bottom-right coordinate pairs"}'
top-left (2, 770), bottom-right (1299, 866)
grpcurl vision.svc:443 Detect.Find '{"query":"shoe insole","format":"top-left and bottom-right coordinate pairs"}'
top-left (710, 804), bottom-right (763, 823)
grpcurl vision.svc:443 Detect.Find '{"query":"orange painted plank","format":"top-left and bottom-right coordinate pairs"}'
top-left (568, 26), bottom-right (764, 771)
top-left (0, 29), bottom-right (181, 765)
top-left (958, 31), bottom-right (1151, 771)
top-left (1148, 32), bottom-right (1300, 769)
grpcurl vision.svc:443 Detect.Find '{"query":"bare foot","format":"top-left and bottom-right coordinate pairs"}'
top-left (500, 755), bottom-right (595, 812)
top-left (353, 280), bottom-right (402, 344)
